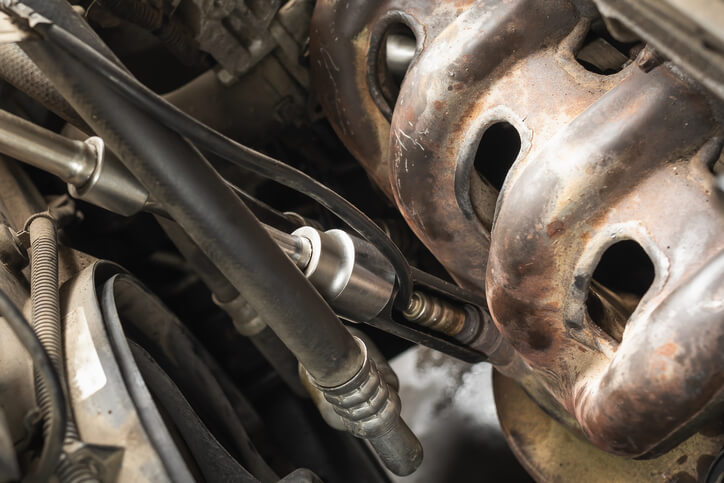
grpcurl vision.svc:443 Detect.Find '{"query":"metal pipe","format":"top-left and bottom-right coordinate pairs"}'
top-left (264, 224), bottom-right (312, 269)
top-left (0, 109), bottom-right (149, 216)
top-left (0, 109), bottom-right (95, 185)
top-left (385, 33), bottom-right (416, 81)
top-left (0, 111), bottom-right (391, 322)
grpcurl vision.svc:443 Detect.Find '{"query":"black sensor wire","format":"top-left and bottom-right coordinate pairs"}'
top-left (0, 288), bottom-right (66, 483)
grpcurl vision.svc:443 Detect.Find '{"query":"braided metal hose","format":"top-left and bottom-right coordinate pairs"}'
top-left (28, 215), bottom-right (97, 482)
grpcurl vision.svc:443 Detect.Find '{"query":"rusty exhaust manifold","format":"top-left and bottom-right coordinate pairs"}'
top-left (311, 0), bottom-right (724, 463)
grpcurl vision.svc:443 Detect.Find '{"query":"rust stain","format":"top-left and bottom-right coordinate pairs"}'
top-left (546, 219), bottom-right (565, 238)
top-left (655, 342), bottom-right (678, 358)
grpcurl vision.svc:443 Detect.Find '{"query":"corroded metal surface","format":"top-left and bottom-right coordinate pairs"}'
top-left (388, 0), bottom-right (622, 289)
top-left (494, 371), bottom-right (724, 482)
top-left (487, 64), bottom-right (724, 457)
top-left (312, 0), bottom-right (724, 468)
top-left (310, 0), bottom-right (475, 200)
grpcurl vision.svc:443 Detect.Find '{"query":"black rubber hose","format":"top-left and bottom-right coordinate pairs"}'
top-left (19, 0), bottom-right (121, 62)
top-left (0, 44), bottom-right (87, 129)
top-left (156, 216), bottom-right (307, 396)
top-left (21, 18), bottom-right (414, 307)
top-left (0, 0), bottom-right (121, 131)
top-left (0, 288), bottom-right (66, 483)
top-left (128, 340), bottom-right (259, 483)
top-left (96, 0), bottom-right (162, 31)
top-left (18, 9), bottom-right (364, 388)
top-left (95, 0), bottom-right (206, 66)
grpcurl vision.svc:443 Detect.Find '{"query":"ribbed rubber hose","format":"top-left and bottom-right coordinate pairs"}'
top-left (0, 0), bottom-right (123, 131)
top-left (0, 44), bottom-right (87, 129)
top-left (28, 215), bottom-right (98, 482)
top-left (28, 216), bottom-right (66, 432)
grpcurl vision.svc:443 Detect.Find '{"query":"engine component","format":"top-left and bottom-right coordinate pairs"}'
top-left (0, 284), bottom-right (64, 483)
top-left (190, 0), bottom-right (312, 85)
top-left (0, 109), bottom-right (149, 216)
top-left (494, 370), bottom-right (724, 482)
top-left (593, 0), bottom-right (724, 102)
top-left (288, 225), bottom-right (395, 322)
top-left (3, 0), bottom-right (423, 474)
top-left (487, 66), bottom-right (723, 458)
top-left (26, 213), bottom-right (99, 482)
top-left (0, 0), bottom-right (720, 480)
top-left (305, 336), bottom-right (423, 476)
top-left (191, 0), bottom-right (282, 78)
top-left (403, 291), bottom-right (475, 343)
top-left (310, 0), bottom-right (724, 478)
top-left (63, 263), bottom-right (192, 482)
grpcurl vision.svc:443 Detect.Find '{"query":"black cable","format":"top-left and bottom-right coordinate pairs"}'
top-left (0, 288), bottom-right (66, 483)
top-left (23, 18), bottom-right (414, 307)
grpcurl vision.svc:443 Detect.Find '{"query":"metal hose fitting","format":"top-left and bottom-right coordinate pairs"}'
top-left (300, 328), bottom-right (399, 431)
top-left (289, 226), bottom-right (396, 322)
top-left (307, 337), bottom-right (423, 476)
top-left (0, 110), bottom-right (149, 216)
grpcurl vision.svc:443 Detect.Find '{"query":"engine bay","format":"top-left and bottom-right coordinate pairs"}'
top-left (0, 0), bottom-right (721, 481)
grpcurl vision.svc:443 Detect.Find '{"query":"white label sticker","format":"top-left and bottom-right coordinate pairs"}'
top-left (65, 308), bottom-right (107, 401)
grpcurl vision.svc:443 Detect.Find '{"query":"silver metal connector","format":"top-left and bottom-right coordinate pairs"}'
top-left (263, 224), bottom-right (396, 322)
top-left (0, 109), bottom-right (149, 216)
top-left (67, 137), bottom-right (150, 217)
top-left (300, 328), bottom-right (399, 431)
top-left (291, 226), bottom-right (395, 321)
top-left (305, 336), bottom-right (423, 476)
